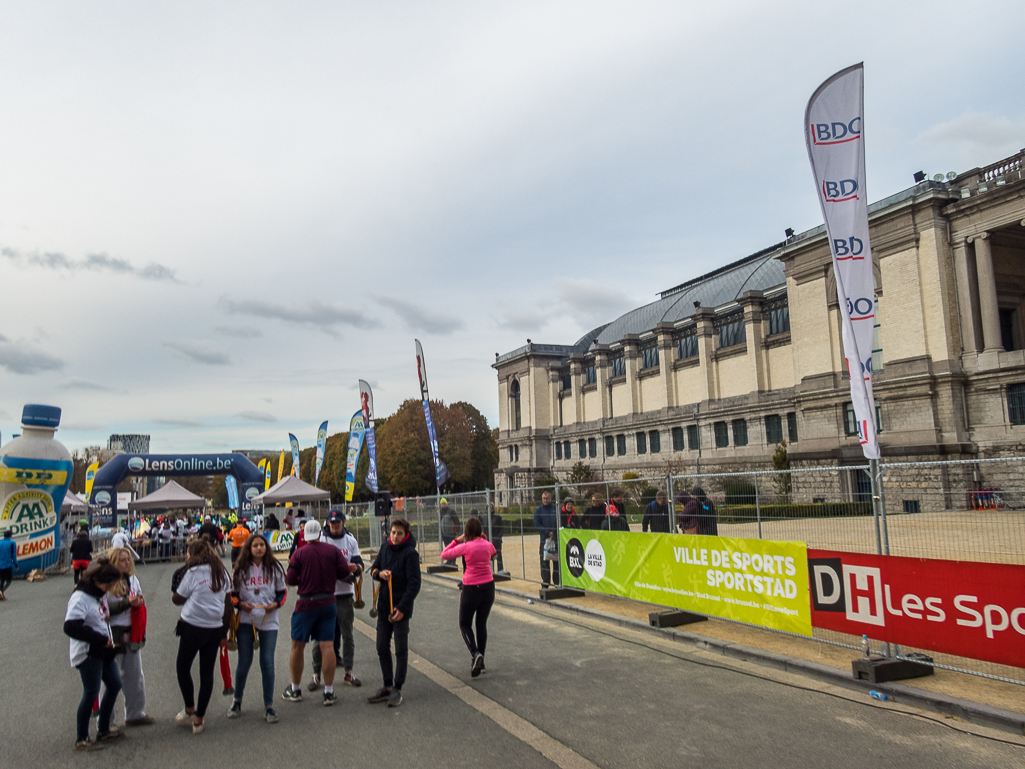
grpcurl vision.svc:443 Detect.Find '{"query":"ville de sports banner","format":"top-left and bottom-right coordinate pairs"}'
top-left (809, 549), bottom-right (1025, 668)
top-left (561, 530), bottom-right (812, 636)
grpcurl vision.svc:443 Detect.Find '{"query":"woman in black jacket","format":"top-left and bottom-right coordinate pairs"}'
top-left (366, 518), bottom-right (421, 708)
top-left (582, 494), bottom-right (606, 530)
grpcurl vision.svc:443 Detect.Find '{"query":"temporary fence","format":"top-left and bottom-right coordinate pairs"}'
top-left (416, 456), bottom-right (1025, 686)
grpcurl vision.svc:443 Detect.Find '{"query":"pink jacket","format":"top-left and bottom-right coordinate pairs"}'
top-left (440, 537), bottom-right (497, 586)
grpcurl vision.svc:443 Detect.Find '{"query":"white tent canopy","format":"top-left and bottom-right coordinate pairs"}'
top-left (128, 480), bottom-right (207, 511)
top-left (252, 475), bottom-right (330, 505)
top-left (61, 491), bottom-right (88, 513)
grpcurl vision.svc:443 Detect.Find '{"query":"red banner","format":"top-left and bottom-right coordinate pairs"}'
top-left (809, 549), bottom-right (1025, 668)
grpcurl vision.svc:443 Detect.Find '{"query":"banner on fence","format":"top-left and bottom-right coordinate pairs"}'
top-left (561, 530), bottom-right (812, 636)
top-left (809, 549), bottom-right (1025, 668)
top-left (268, 530), bottom-right (295, 552)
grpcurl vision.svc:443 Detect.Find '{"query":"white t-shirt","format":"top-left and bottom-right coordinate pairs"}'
top-left (65, 590), bottom-right (111, 667)
top-left (235, 562), bottom-right (287, 631)
top-left (320, 530), bottom-right (360, 596)
top-left (111, 531), bottom-right (131, 550)
top-left (177, 564), bottom-right (230, 629)
top-left (106, 575), bottom-right (142, 628)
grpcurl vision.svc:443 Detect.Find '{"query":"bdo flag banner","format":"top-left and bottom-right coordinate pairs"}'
top-left (415, 339), bottom-right (450, 489)
top-left (225, 476), bottom-right (239, 510)
top-left (314, 421), bottom-right (328, 486)
top-left (344, 410), bottom-right (366, 502)
top-left (359, 380), bottom-right (379, 494)
top-left (805, 63), bottom-right (879, 459)
top-left (289, 433), bottom-right (301, 479)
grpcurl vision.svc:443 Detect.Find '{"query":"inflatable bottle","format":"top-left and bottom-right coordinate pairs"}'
top-left (0, 405), bottom-right (73, 572)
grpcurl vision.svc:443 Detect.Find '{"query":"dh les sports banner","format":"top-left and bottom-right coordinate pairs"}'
top-left (561, 530), bottom-right (812, 636)
top-left (344, 410), bottom-right (366, 502)
top-left (289, 433), bottom-right (301, 480)
top-left (414, 339), bottom-right (450, 489)
top-left (314, 421), bottom-right (328, 486)
top-left (359, 380), bottom-right (378, 494)
top-left (225, 476), bottom-right (239, 510)
top-left (806, 63), bottom-right (879, 459)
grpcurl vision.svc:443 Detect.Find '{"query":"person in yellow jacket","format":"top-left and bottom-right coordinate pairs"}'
top-left (229, 521), bottom-right (251, 566)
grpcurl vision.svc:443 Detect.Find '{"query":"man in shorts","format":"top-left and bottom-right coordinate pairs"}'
top-left (283, 520), bottom-right (354, 706)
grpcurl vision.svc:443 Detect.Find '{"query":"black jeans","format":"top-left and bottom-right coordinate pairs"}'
top-left (376, 614), bottom-right (410, 690)
top-left (458, 582), bottom-right (495, 659)
top-left (76, 655), bottom-right (121, 742)
top-left (0, 567), bottom-right (12, 594)
top-left (176, 622), bottom-right (222, 718)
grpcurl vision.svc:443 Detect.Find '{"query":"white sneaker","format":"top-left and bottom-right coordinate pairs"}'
top-left (175, 709), bottom-right (193, 726)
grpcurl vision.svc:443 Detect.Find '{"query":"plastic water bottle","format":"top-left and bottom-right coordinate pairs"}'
top-left (527, 599), bottom-right (534, 605)
top-left (862, 634), bottom-right (870, 657)
top-left (869, 690), bottom-right (890, 701)
top-left (0, 405), bottom-right (73, 573)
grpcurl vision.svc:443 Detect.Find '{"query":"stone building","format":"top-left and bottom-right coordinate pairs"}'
top-left (493, 150), bottom-right (1025, 491)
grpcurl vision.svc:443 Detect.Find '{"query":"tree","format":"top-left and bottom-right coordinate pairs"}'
top-left (454, 401), bottom-right (499, 490)
top-left (771, 440), bottom-right (792, 503)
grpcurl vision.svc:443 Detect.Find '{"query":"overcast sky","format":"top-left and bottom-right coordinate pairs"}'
top-left (0, 1), bottom-right (1021, 454)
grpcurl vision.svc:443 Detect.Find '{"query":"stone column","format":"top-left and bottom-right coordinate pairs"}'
top-left (569, 353), bottom-right (584, 425)
top-left (594, 345), bottom-right (611, 419)
top-left (693, 308), bottom-right (717, 402)
top-left (952, 239), bottom-right (982, 354)
top-left (740, 290), bottom-right (766, 392)
top-left (970, 233), bottom-right (1003, 353)
top-left (656, 322), bottom-right (676, 409)
top-left (622, 334), bottom-right (641, 415)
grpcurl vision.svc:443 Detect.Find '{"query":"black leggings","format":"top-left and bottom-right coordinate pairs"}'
top-left (176, 622), bottom-right (223, 718)
top-left (458, 582), bottom-right (495, 659)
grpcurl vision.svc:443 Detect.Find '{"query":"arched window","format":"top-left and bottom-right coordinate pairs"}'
top-left (510, 379), bottom-right (521, 430)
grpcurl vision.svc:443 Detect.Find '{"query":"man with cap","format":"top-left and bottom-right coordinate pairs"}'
top-left (439, 499), bottom-right (460, 566)
top-left (283, 519), bottom-right (355, 706)
top-left (308, 510), bottom-right (365, 691)
top-left (0, 530), bottom-right (18, 600)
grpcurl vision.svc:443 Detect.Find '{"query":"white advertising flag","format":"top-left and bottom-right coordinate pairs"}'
top-left (805, 63), bottom-right (879, 459)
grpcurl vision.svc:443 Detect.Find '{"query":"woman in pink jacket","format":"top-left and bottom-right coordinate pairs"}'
top-left (440, 517), bottom-right (497, 678)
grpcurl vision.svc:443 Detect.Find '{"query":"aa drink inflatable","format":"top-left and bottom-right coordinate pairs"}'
top-left (0, 405), bottom-right (73, 572)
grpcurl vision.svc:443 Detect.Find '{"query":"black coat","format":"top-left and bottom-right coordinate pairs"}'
top-left (642, 501), bottom-right (673, 533)
top-left (582, 504), bottom-right (605, 530)
top-left (370, 533), bottom-right (421, 618)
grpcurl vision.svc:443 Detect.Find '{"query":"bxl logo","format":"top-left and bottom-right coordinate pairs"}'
top-left (811, 118), bottom-right (862, 145)
top-left (822, 179), bottom-right (859, 202)
top-left (832, 237), bottom-right (864, 261)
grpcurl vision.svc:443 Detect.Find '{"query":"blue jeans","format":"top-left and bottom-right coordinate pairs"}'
top-left (235, 626), bottom-right (277, 708)
top-left (77, 655), bottom-right (122, 742)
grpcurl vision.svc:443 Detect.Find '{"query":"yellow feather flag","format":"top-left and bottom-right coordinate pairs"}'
top-left (276, 449), bottom-right (285, 484)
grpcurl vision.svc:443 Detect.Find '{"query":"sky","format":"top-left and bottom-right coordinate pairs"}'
top-left (0, 1), bottom-right (1022, 454)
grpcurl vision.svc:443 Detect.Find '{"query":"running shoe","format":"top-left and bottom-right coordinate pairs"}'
top-left (367, 687), bottom-right (390, 704)
top-left (74, 740), bottom-right (103, 752)
top-left (281, 686), bottom-right (303, 703)
top-left (227, 700), bottom-right (242, 719)
top-left (192, 721), bottom-right (204, 735)
top-left (265, 708), bottom-right (279, 724)
top-left (175, 709), bottom-right (194, 725)
top-left (471, 653), bottom-right (484, 678)
top-left (323, 691), bottom-right (337, 707)
top-left (344, 671), bottom-right (362, 687)
top-left (306, 674), bottom-right (321, 691)
top-left (97, 726), bottom-right (124, 742)
top-left (387, 688), bottom-right (403, 708)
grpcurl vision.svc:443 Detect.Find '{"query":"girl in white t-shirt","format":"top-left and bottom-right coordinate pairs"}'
top-left (172, 540), bottom-right (231, 734)
top-left (229, 533), bottom-right (287, 723)
top-left (63, 562), bottom-right (124, 751)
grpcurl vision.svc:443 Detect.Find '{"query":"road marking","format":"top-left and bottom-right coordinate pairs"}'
top-left (354, 619), bottom-right (600, 769)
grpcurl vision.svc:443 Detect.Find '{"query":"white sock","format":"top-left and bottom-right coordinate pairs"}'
top-left (291, 683), bottom-right (301, 692)
top-left (324, 685), bottom-right (333, 694)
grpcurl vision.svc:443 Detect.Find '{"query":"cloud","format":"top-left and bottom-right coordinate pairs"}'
top-left (498, 309), bottom-right (548, 334)
top-left (219, 296), bottom-right (379, 332)
top-left (916, 111), bottom-right (1025, 157)
top-left (153, 418), bottom-right (203, 427)
top-left (214, 325), bottom-right (263, 339)
top-left (61, 422), bottom-right (104, 431)
top-left (553, 277), bottom-right (635, 328)
top-left (60, 378), bottom-right (115, 391)
top-left (1, 247), bottom-right (181, 283)
top-left (162, 341), bottom-right (230, 365)
top-left (384, 298), bottom-right (464, 335)
top-left (236, 410), bottom-right (276, 423)
top-left (0, 340), bottom-right (64, 375)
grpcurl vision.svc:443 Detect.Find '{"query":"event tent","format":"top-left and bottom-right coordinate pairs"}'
top-left (61, 491), bottom-right (88, 513)
top-left (252, 475), bottom-right (330, 505)
top-left (128, 480), bottom-right (207, 511)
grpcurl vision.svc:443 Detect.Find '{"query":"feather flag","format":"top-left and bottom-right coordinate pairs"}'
top-left (344, 410), bottom-right (366, 502)
top-left (359, 380), bottom-right (378, 494)
top-left (289, 434), bottom-right (301, 480)
top-left (225, 476), bottom-right (239, 510)
top-left (276, 449), bottom-right (285, 484)
top-left (84, 461), bottom-right (99, 503)
top-left (264, 458), bottom-right (272, 490)
top-left (415, 339), bottom-right (450, 489)
top-left (314, 421), bottom-right (328, 486)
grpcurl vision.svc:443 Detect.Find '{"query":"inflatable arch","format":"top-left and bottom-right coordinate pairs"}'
top-left (88, 453), bottom-right (264, 525)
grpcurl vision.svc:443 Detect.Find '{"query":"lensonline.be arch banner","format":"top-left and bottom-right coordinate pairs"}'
top-left (88, 453), bottom-right (264, 526)
top-left (561, 530), bottom-right (812, 636)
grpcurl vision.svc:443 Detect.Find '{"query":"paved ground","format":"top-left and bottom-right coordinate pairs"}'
top-left (3, 561), bottom-right (1025, 768)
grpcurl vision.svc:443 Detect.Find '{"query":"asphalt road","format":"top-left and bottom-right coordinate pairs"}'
top-left (2, 560), bottom-right (1023, 769)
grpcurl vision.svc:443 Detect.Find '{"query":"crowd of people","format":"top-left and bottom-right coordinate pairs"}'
top-left (60, 510), bottom-right (428, 752)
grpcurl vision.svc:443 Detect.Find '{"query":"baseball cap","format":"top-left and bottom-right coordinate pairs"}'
top-left (304, 519), bottom-right (322, 540)
top-left (328, 510), bottom-right (345, 523)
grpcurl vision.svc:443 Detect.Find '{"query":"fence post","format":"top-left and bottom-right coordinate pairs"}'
top-left (554, 481), bottom-right (561, 586)
top-left (666, 473), bottom-right (674, 526)
top-left (869, 461), bottom-right (883, 558)
top-left (868, 458), bottom-right (891, 658)
top-left (754, 474), bottom-right (762, 540)
top-left (486, 489), bottom-right (494, 573)
top-left (436, 490), bottom-right (442, 565)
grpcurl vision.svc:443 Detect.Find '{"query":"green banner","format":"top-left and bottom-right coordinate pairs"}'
top-left (560, 529), bottom-right (812, 636)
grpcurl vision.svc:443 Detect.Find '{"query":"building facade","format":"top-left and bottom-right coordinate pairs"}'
top-left (493, 150), bottom-right (1025, 490)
